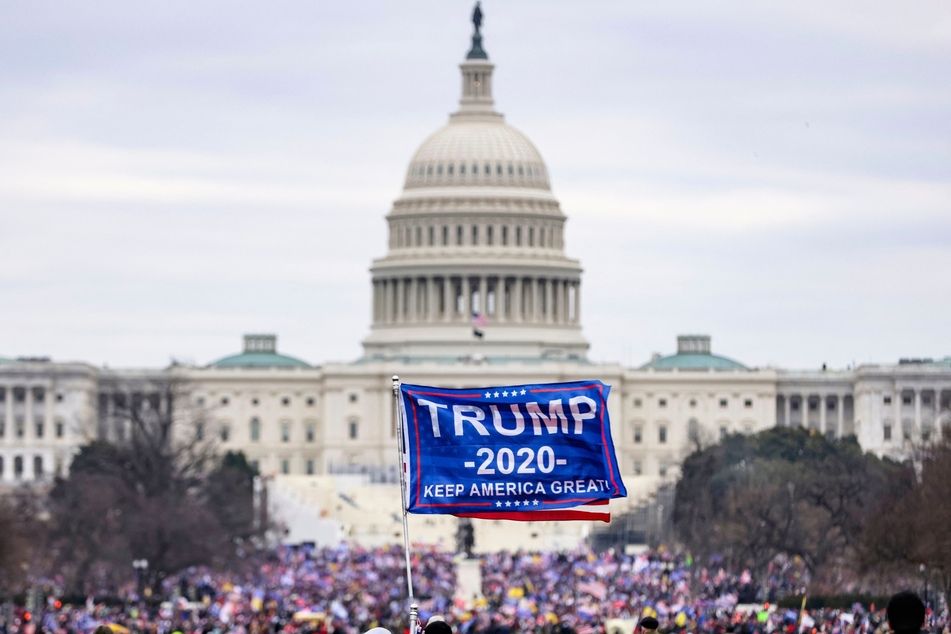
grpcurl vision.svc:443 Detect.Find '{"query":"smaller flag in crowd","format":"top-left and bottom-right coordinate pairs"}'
top-left (578, 580), bottom-right (607, 601)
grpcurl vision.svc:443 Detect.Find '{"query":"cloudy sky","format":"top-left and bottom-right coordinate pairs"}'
top-left (1, 1), bottom-right (949, 370)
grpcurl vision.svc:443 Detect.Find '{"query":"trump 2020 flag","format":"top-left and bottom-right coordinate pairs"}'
top-left (398, 380), bottom-right (626, 522)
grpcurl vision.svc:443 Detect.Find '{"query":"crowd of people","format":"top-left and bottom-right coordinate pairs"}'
top-left (2, 545), bottom-right (947, 634)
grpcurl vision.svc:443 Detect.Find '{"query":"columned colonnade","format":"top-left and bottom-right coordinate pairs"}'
top-left (372, 274), bottom-right (581, 326)
top-left (776, 392), bottom-right (855, 437)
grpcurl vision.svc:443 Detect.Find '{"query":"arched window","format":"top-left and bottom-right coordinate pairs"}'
top-left (448, 164), bottom-right (454, 175)
top-left (428, 226), bottom-right (434, 246)
top-left (250, 417), bottom-right (261, 442)
top-left (485, 163), bottom-right (491, 175)
top-left (457, 225), bottom-right (463, 245)
top-left (516, 226), bottom-right (522, 246)
top-left (33, 455), bottom-right (43, 477)
top-left (442, 226), bottom-right (449, 245)
top-left (487, 226), bottom-right (494, 245)
top-left (437, 164), bottom-right (443, 175)
top-left (501, 226), bottom-right (508, 245)
top-left (459, 164), bottom-right (464, 175)
top-left (13, 456), bottom-right (23, 478)
top-left (471, 225), bottom-right (478, 245)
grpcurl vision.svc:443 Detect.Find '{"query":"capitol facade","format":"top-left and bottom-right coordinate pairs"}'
top-left (1, 10), bottom-right (949, 544)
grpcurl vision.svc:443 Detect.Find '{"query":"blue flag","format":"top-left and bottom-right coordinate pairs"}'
top-left (399, 380), bottom-right (626, 521)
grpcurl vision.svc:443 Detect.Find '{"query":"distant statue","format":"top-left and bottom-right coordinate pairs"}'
top-left (472, 2), bottom-right (483, 33)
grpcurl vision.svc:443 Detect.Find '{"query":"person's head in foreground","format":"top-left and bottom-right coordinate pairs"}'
top-left (640, 616), bottom-right (659, 633)
top-left (886, 591), bottom-right (925, 634)
top-left (424, 621), bottom-right (452, 634)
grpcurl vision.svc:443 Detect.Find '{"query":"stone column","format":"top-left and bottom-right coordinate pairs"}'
top-left (514, 277), bottom-right (523, 323)
top-left (462, 276), bottom-right (471, 318)
top-left (837, 394), bottom-right (845, 437)
top-left (443, 277), bottom-right (452, 321)
top-left (783, 395), bottom-right (791, 427)
top-left (546, 278), bottom-right (554, 323)
top-left (394, 279), bottom-right (404, 323)
top-left (408, 278), bottom-right (417, 322)
top-left (574, 281), bottom-right (581, 324)
top-left (531, 278), bottom-right (540, 323)
top-left (427, 277), bottom-right (437, 322)
top-left (479, 276), bottom-right (488, 316)
top-left (563, 280), bottom-right (570, 323)
top-left (386, 280), bottom-right (395, 324)
top-left (820, 395), bottom-right (827, 435)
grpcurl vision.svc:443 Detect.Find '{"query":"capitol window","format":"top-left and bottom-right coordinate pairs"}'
top-left (518, 165), bottom-right (524, 176)
top-left (883, 424), bottom-right (892, 440)
top-left (457, 226), bottom-right (463, 245)
top-left (437, 164), bottom-right (443, 175)
top-left (428, 226), bottom-right (434, 246)
top-left (515, 226), bottom-right (522, 245)
top-left (472, 163), bottom-right (478, 175)
top-left (443, 226), bottom-right (449, 245)
top-left (634, 426), bottom-right (642, 443)
top-left (471, 225), bottom-right (478, 245)
top-left (485, 163), bottom-right (490, 175)
top-left (528, 227), bottom-right (534, 246)
top-left (501, 226), bottom-right (508, 245)
top-left (719, 398), bottom-right (728, 408)
top-left (348, 419), bottom-right (359, 439)
top-left (487, 226), bottom-right (493, 245)
top-left (496, 164), bottom-right (502, 175)
top-left (427, 165), bottom-right (433, 176)
top-left (250, 418), bottom-right (261, 442)
top-left (449, 164), bottom-right (455, 175)
top-left (658, 426), bottom-right (667, 444)
top-left (281, 422), bottom-right (290, 442)
top-left (883, 395), bottom-right (892, 405)
top-left (507, 164), bottom-right (514, 176)
top-left (458, 164), bottom-right (464, 175)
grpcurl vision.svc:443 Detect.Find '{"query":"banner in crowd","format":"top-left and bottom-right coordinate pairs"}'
top-left (398, 380), bottom-right (627, 522)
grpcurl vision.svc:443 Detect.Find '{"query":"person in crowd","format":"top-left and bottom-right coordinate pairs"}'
top-left (886, 591), bottom-right (926, 634)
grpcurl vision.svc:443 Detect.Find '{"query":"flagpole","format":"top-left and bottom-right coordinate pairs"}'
top-left (392, 375), bottom-right (418, 634)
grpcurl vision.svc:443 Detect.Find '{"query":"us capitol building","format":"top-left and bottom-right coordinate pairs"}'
top-left (2, 8), bottom-right (949, 547)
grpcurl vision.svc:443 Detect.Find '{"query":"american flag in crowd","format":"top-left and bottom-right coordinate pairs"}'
top-left (578, 580), bottom-right (608, 601)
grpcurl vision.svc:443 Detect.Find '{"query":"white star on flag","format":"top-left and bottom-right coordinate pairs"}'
top-left (505, 501), bottom-right (511, 507)
top-left (502, 390), bottom-right (509, 396)
top-left (520, 389), bottom-right (526, 395)
top-left (496, 501), bottom-right (502, 507)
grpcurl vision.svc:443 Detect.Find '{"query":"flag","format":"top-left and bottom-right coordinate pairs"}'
top-left (472, 312), bottom-right (488, 339)
top-left (578, 580), bottom-right (608, 601)
top-left (398, 380), bottom-right (627, 522)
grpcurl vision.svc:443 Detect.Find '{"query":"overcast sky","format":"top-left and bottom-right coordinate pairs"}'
top-left (1, 1), bottom-right (949, 370)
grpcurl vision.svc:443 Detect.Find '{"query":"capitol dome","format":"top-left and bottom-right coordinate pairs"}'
top-left (404, 121), bottom-right (551, 190)
top-left (362, 5), bottom-right (588, 362)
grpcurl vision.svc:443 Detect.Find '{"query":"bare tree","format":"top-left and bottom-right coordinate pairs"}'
top-left (47, 374), bottom-right (259, 595)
